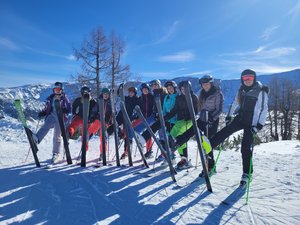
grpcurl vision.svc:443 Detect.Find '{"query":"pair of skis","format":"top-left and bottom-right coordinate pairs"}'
top-left (14, 99), bottom-right (73, 167)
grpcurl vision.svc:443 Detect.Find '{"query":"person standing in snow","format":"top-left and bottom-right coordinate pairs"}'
top-left (67, 86), bottom-right (99, 151)
top-left (33, 82), bottom-right (71, 162)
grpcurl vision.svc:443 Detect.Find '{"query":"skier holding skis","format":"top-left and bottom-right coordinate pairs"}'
top-left (138, 83), bottom-right (155, 158)
top-left (116, 86), bottom-right (139, 159)
top-left (68, 86), bottom-right (99, 151)
top-left (89, 87), bottom-right (113, 160)
top-left (172, 69), bottom-right (268, 185)
top-left (32, 82), bottom-right (71, 162)
top-left (164, 81), bottom-right (198, 169)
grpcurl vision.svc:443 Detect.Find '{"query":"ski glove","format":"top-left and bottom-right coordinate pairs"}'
top-left (62, 108), bottom-right (69, 114)
top-left (38, 111), bottom-right (46, 118)
top-left (225, 116), bottom-right (232, 126)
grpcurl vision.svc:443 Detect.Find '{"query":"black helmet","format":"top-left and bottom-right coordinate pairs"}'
top-left (140, 83), bottom-right (150, 91)
top-left (199, 75), bottom-right (214, 85)
top-left (241, 69), bottom-right (256, 84)
top-left (54, 81), bottom-right (63, 89)
top-left (164, 80), bottom-right (177, 88)
top-left (178, 80), bottom-right (191, 90)
top-left (80, 86), bottom-right (91, 95)
top-left (128, 86), bottom-right (137, 94)
top-left (149, 79), bottom-right (161, 87)
top-left (101, 87), bottom-right (110, 94)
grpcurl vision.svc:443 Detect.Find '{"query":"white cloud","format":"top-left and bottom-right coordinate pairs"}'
top-left (220, 46), bottom-right (296, 60)
top-left (288, 0), bottom-right (300, 15)
top-left (260, 26), bottom-right (279, 41)
top-left (159, 51), bottom-right (195, 63)
top-left (24, 46), bottom-right (75, 60)
top-left (153, 20), bottom-right (180, 45)
top-left (0, 37), bottom-right (20, 51)
top-left (181, 70), bottom-right (212, 77)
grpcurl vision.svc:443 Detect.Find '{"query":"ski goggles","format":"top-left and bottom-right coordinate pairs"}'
top-left (53, 87), bottom-right (62, 93)
top-left (242, 75), bottom-right (255, 81)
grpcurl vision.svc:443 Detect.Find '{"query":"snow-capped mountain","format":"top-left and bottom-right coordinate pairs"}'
top-left (0, 69), bottom-right (300, 120)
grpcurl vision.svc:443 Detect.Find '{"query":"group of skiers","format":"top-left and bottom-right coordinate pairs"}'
top-left (32, 68), bottom-right (268, 186)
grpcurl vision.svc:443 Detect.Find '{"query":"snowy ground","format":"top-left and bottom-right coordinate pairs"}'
top-left (0, 117), bottom-right (300, 225)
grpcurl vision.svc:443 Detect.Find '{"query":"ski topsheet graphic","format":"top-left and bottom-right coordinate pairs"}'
top-left (182, 81), bottom-right (213, 193)
top-left (81, 93), bottom-right (90, 167)
top-left (54, 99), bottom-right (72, 165)
top-left (110, 88), bottom-right (120, 166)
top-left (14, 99), bottom-right (40, 167)
top-left (98, 94), bottom-right (107, 165)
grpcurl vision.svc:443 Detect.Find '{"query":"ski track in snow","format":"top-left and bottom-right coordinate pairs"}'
top-left (0, 120), bottom-right (300, 224)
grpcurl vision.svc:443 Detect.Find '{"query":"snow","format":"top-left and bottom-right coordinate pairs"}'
top-left (0, 116), bottom-right (300, 225)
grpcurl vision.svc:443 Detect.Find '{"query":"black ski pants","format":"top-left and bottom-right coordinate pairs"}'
top-left (209, 116), bottom-right (254, 174)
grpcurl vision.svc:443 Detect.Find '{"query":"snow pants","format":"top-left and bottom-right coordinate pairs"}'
top-left (36, 112), bottom-right (62, 155)
top-left (170, 120), bottom-right (193, 156)
top-left (209, 116), bottom-right (254, 174)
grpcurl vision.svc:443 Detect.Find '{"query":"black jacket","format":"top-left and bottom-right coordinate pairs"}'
top-left (165, 92), bottom-right (198, 121)
top-left (138, 93), bottom-right (154, 118)
top-left (72, 97), bottom-right (99, 122)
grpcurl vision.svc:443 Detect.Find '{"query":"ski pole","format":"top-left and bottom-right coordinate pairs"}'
top-left (246, 133), bottom-right (255, 204)
top-left (209, 145), bottom-right (222, 177)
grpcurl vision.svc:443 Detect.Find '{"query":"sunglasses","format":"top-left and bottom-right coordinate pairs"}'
top-left (242, 75), bottom-right (255, 81)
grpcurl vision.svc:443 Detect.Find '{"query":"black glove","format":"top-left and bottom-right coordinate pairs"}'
top-left (38, 111), bottom-right (46, 118)
top-left (251, 123), bottom-right (263, 134)
top-left (225, 116), bottom-right (232, 126)
top-left (62, 108), bottom-right (69, 114)
top-left (164, 112), bottom-right (171, 121)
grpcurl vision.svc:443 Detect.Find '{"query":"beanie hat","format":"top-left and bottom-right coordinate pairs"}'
top-left (241, 69), bottom-right (256, 85)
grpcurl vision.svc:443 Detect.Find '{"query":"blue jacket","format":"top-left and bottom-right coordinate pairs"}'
top-left (163, 93), bottom-right (178, 124)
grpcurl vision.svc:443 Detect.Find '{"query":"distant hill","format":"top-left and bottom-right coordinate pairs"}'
top-left (0, 69), bottom-right (299, 119)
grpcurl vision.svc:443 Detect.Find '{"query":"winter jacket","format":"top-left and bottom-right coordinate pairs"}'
top-left (163, 93), bottom-right (178, 124)
top-left (198, 85), bottom-right (224, 122)
top-left (125, 95), bottom-right (139, 120)
top-left (40, 93), bottom-right (71, 120)
top-left (138, 93), bottom-right (154, 118)
top-left (72, 96), bottom-right (99, 123)
top-left (165, 92), bottom-right (198, 121)
top-left (228, 81), bottom-right (268, 127)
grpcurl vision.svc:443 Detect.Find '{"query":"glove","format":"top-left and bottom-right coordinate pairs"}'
top-left (251, 123), bottom-right (263, 134)
top-left (225, 116), bottom-right (232, 126)
top-left (62, 108), bottom-right (69, 114)
top-left (164, 112), bottom-right (171, 121)
top-left (38, 111), bottom-right (46, 118)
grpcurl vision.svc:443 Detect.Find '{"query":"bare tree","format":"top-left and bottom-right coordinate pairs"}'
top-left (73, 26), bottom-right (109, 98)
top-left (268, 78), bottom-right (280, 140)
top-left (106, 31), bottom-right (130, 90)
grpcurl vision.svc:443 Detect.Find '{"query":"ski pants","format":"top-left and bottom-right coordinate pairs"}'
top-left (88, 119), bottom-right (108, 154)
top-left (68, 115), bottom-right (98, 151)
top-left (209, 116), bottom-right (254, 174)
top-left (170, 120), bottom-right (193, 156)
top-left (36, 112), bottom-right (62, 155)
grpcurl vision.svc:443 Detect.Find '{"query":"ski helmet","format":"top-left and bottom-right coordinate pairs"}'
top-left (128, 86), bottom-right (137, 94)
top-left (199, 75), bottom-right (214, 85)
top-left (53, 81), bottom-right (63, 89)
top-left (241, 69), bottom-right (256, 84)
top-left (140, 83), bottom-right (150, 91)
top-left (80, 85), bottom-right (91, 95)
top-left (149, 79), bottom-right (161, 87)
top-left (164, 80), bottom-right (177, 88)
top-left (101, 87), bottom-right (110, 94)
top-left (178, 80), bottom-right (191, 90)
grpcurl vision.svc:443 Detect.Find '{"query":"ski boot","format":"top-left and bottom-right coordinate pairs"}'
top-left (144, 150), bottom-right (153, 159)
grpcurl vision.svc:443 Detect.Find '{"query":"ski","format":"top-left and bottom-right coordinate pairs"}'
top-left (221, 185), bottom-right (247, 206)
top-left (118, 83), bottom-right (133, 166)
top-left (54, 99), bottom-right (72, 164)
top-left (120, 101), bottom-right (149, 168)
top-left (182, 81), bottom-right (213, 192)
top-left (110, 88), bottom-right (121, 166)
top-left (135, 105), bottom-right (177, 182)
top-left (81, 92), bottom-right (90, 167)
top-left (98, 94), bottom-right (107, 165)
top-left (14, 99), bottom-right (40, 167)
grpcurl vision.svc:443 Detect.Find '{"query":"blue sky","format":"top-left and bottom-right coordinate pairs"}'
top-left (0, 0), bottom-right (300, 87)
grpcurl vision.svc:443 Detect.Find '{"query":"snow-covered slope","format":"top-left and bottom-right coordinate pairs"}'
top-left (0, 116), bottom-right (299, 225)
